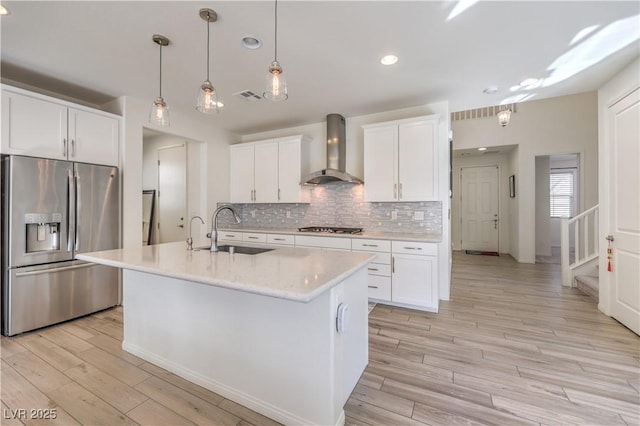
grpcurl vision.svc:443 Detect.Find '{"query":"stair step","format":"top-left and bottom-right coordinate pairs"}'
top-left (575, 274), bottom-right (599, 301)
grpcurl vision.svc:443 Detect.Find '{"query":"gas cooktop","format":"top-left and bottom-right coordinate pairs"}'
top-left (297, 226), bottom-right (363, 235)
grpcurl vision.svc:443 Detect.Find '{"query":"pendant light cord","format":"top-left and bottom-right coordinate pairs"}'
top-left (206, 12), bottom-right (211, 81)
top-left (274, 0), bottom-right (278, 61)
top-left (158, 44), bottom-right (163, 98)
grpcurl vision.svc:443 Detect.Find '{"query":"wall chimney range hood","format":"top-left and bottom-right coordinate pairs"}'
top-left (302, 114), bottom-right (364, 185)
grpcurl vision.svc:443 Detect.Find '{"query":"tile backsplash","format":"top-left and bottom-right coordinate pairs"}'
top-left (217, 183), bottom-right (441, 234)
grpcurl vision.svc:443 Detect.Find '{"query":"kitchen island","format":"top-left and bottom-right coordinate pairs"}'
top-left (78, 242), bottom-right (374, 426)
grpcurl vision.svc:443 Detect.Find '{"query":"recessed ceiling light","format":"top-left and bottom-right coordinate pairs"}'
top-left (483, 86), bottom-right (498, 94)
top-left (478, 147), bottom-right (487, 151)
top-left (0, 5), bottom-right (9, 15)
top-left (241, 36), bottom-right (261, 50)
top-left (380, 55), bottom-right (398, 65)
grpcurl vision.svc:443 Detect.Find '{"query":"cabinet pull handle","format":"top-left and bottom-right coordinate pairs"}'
top-left (394, 183), bottom-right (397, 199)
top-left (224, 234), bottom-right (235, 238)
top-left (278, 188), bottom-right (281, 201)
top-left (368, 267), bottom-right (379, 271)
top-left (404, 246), bottom-right (422, 250)
top-left (62, 138), bottom-right (67, 156)
top-left (362, 244), bottom-right (378, 247)
top-left (71, 139), bottom-right (76, 157)
top-left (392, 256), bottom-right (395, 273)
top-left (368, 286), bottom-right (379, 289)
top-left (399, 183), bottom-right (403, 199)
top-left (247, 236), bottom-right (259, 239)
top-left (273, 238), bottom-right (285, 241)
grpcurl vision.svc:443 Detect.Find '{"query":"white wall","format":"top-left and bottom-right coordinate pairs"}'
top-left (106, 96), bottom-right (238, 249)
top-left (535, 156), bottom-right (551, 256)
top-left (507, 147), bottom-right (519, 261)
top-left (451, 152), bottom-right (511, 253)
top-left (452, 92), bottom-right (598, 263)
top-left (597, 57), bottom-right (640, 315)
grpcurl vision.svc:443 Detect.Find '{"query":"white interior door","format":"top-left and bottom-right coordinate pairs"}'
top-left (158, 144), bottom-right (187, 244)
top-left (608, 88), bottom-right (640, 335)
top-left (460, 166), bottom-right (499, 252)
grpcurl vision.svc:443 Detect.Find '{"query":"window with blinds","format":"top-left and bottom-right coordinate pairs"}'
top-left (550, 170), bottom-right (576, 218)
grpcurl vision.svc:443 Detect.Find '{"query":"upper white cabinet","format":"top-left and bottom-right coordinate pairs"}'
top-left (363, 115), bottom-right (439, 202)
top-left (230, 135), bottom-right (310, 204)
top-left (1, 86), bottom-right (120, 166)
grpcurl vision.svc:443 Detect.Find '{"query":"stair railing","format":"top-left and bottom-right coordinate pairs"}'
top-left (561, 204), bottom-right (599, 286)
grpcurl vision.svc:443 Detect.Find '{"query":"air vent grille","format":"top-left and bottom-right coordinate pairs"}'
top-left (451, 103), bottom-right (517, 121)
top-left (233, 90), bottom-right (262, 101)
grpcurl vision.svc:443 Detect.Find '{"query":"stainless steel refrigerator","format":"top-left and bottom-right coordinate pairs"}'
top-left (1, 155), bottom-right (120, 336)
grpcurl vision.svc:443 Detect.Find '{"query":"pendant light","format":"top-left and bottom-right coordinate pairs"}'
top-left (264, 0), bottom-right (288, 101)
top-left (149, 35), bottom-right (170, 126)
top-left (497, 108), bottom-right (512, 127)
top-left (196, 8), bottom-right (219, 114)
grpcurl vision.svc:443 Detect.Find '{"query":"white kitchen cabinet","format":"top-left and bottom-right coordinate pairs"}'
top-left (391, 241), bottom-right (438, 310)
top-left (230, 135), bottom-right (310, 204)
top-left (1, 86), bottom-right (119, 166)
top-left (267, 233), bottom-right (295, 246)
top-left (242, 232), bottom-right (267, 244)
top-left (218, 231), bottom-right (242, 243)
top-left (363, 115), bottom-right (439, 202)
top-left (353, 238), bottom-right (392, 301)
top-left (294, 235), bottom-right (351, 251)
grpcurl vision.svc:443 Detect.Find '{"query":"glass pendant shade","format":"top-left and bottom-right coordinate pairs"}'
top-left (497, 109), bottom-right (511, 127)
top-left (149, 96), bottom-right (170, 126)
top-left (264, 60), bottom-right (288, 101)
top-left (196, 80), bottom-right (218, 113)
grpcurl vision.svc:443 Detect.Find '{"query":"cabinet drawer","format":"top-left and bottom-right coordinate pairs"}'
top-left (392, 241), bottom-right (437, 256)
top-left (354, 251), bottom-right (391, 265)
top-left (218, 231), bottom-right (242, 242)
top-left (243, 232), bottom-right (267, 243)
top-left (267, 233), bottom-right (294, 245)
top-left (366, 264), bottom-right (391, 277)
top-left (294, 235), bottom-right (351, 250)
top-left (367, 275), bottom-right (391, 301)
top-left (352, 239), bottom-right (391, 253)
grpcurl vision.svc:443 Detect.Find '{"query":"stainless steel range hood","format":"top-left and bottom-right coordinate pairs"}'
top-left (302, 114), bottom-right (364, 185)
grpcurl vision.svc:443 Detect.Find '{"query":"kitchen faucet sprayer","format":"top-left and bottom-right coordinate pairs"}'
top-left (208, 205), bottom-right (241, 252)
top-left (186, 216), bottom-right (205, 250)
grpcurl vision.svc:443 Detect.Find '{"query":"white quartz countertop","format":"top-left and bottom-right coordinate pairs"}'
top-left (77, 242), bottom-right (375, 303)
top-left (220, 227), bottom-right (442, 243)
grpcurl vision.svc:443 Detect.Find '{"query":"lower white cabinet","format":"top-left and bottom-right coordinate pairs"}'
top-left (391, 241), bottom-right (438, 311)
top-left (353, 239), bottom-right (392, 302)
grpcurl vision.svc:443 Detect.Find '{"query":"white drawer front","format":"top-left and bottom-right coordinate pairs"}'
top-left (392, 241), bottom-right (437, 256)
top-left (267, 234), bottom-right (294, 245)
top-left (352, 239), bottom-right (391, 253)
top-left (367, 275), bottom-right (391, 301)
top-left (243, 232), bottom-right (267, 243)
top-left (366, 264), bottom-right (391, 277)
top-left (295, 235), bottom-right (351, 250)
top-left (354, 251), bottom-right (391, 265)
top-left (218, 231), bottom-right (242, 242)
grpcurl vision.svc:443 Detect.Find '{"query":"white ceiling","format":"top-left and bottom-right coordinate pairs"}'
top-left (1, 1), bottom-right (638, 135)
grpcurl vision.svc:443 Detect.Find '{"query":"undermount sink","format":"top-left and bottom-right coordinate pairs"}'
top-left (194, 245), bottom-right (274, 255)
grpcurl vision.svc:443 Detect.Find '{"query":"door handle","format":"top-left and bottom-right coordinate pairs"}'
top-left (71, 139), bottom-right (76, 157)
top-left (62, 138), bottom-right (67, 156)
top-left (178, 225), bottom-right (184, 228)
top-left (494, 219), bottom-right (498, 229)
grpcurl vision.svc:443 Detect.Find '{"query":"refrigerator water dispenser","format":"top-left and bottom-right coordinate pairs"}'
top-left (24, 213), bottom-right (62, 253)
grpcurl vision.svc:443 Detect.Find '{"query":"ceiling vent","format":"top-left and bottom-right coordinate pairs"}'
top-left (233, 90), bottom-right (262, 101)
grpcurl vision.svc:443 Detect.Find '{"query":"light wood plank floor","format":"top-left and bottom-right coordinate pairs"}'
top-left (2, 252), bottom-right (638, 425)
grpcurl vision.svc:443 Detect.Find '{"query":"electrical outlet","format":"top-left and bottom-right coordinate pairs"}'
top-left (414, 211), bottom-right (425, 220)
top-left (391, 210), bottom-right (398, 221)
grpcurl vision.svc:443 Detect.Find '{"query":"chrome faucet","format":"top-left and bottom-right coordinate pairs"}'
top-left (187, 216), bottom-right (205, 250)
top-left (207, 205), bottom-right (241, 252)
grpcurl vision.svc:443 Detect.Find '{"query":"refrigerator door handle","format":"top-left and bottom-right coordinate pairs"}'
top-left (14, 262), bottom-right (95, 277)
top-left (74, 169), bottom-right (79, 252)
top-left (67, 169), bottom-right (75, 253)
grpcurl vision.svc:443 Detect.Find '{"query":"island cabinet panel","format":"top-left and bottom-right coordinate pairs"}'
top-left (1, 86), bottom-right (120, 166)
top-left (229, 135), bottom-right (310, 204)
top-left (363, 114), bottom-right (439, 202)
top-left (121, 267), bottom-right (368, 426)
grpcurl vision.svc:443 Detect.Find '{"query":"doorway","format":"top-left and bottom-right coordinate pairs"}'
top-left (460, 166), bottom-right (499, 252)
top-left (157, 144), bottom-right (187, 243)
